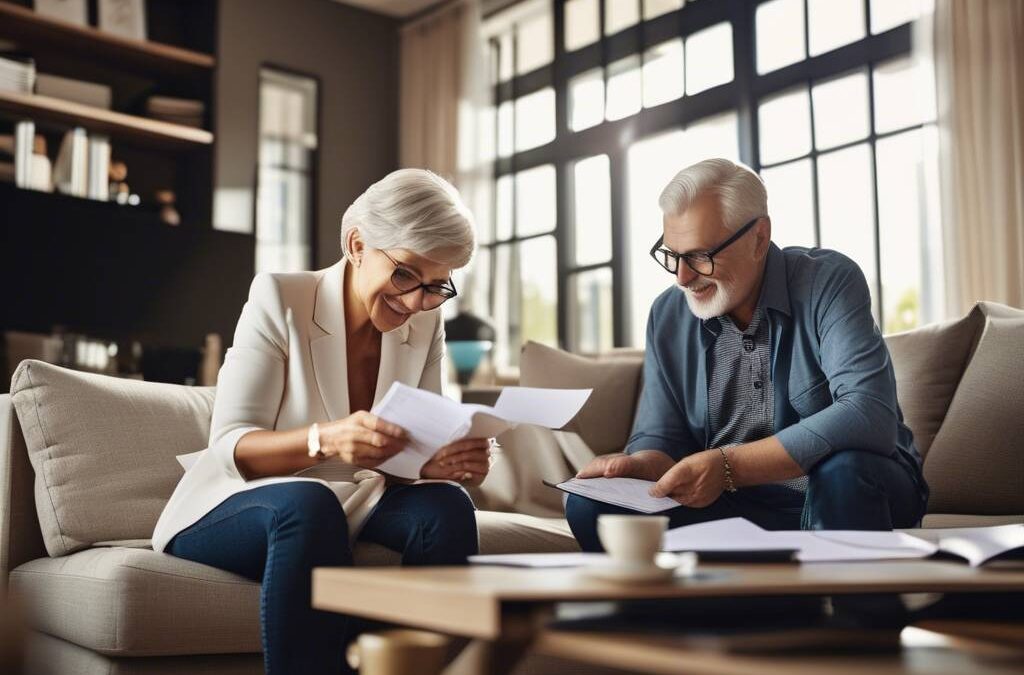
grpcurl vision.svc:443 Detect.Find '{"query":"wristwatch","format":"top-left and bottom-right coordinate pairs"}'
top-left (307, 422), bottom-right (324, 459)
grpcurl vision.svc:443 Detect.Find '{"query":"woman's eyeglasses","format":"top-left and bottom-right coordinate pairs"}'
top-left (379, 250), bottom-right (458, 309)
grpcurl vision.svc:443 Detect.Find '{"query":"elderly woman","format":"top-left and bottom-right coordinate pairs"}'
top-left (151, 169), bottom-right (489, 673)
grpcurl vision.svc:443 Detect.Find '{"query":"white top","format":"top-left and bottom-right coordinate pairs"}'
top-left (151, 258), bottom-right (445, 553)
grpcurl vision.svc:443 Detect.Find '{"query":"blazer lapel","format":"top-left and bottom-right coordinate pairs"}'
top-left (310, 260), bottom-right (350, 421)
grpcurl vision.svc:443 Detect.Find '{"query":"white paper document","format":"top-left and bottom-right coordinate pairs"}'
top-left (372, 382), bottom-right (592, 479)
top-left (469, 552), bottom-right (608, 568)
top-left (547, 477), bottom-right (680, 514)
top-left (663, 517), bottom-right (938, 563)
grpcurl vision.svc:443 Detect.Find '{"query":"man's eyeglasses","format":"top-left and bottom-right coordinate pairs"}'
top-left (649, 217), bottom-right (762, 277)
top-left (379, 250), bottom-right (458, 309)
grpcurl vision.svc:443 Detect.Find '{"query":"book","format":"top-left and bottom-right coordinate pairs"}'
top-left (87, 135), bottom-right (111, 200)
top-left (53, 127), bottom-right (88, 197)
top-left (370, 382), bottom-right (592, 479)
top-left (0, 53), bottom-right (35, 94)
top-left (35, 73), bottom-right (112, 109)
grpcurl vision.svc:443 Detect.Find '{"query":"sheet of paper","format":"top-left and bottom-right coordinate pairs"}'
top-left (372, 383), bottom-right (593, 480)
top-left (552, 477), bottom-right (680, 514)
top-left (469, 552), bottom-right (609, 568)
top-left (176, 450), bottom-right (203, 472)
top-left (664, 517), bottom-right (938, 563)
top-left (371, 384), bottom-right (470, 479)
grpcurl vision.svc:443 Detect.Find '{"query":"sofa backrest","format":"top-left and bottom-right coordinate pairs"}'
top-left (7, 361), bottom-right (215, 559)
top-left (0, 394), bottom-right (46, 587)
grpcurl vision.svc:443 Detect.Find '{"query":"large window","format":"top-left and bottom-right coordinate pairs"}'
top-left (255, 68), bottom-right (318, 274)
top-left (476, 0), bottom-right (937, 363)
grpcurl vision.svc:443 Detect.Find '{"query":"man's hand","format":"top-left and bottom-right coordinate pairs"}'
top-left (576, 450), bottom-right (674, 482)
top-left (649, 449), bottom-right (725, 507)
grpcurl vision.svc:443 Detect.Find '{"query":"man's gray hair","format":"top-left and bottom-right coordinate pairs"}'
top-left (658, 158), bottom-right (768, 231)
top-left (341, 168), bottom-right (476, 268)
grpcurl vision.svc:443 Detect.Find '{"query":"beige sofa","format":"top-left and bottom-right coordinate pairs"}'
top-left (2, 301), bottom-right (1022, 673)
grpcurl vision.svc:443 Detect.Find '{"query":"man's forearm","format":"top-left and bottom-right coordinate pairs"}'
top-left (723, 436), bottom-right (804, 488)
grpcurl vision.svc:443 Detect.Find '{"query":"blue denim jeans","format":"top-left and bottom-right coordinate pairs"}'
top-left (166, 481), bottom-right (477, 675)
top-left (566, 449), bottom-right (927, 553)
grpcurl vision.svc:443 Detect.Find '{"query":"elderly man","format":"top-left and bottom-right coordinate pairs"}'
top-left (566, 158), bottom-right (929, 552)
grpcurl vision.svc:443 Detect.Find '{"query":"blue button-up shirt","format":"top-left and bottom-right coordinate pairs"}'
top-left (625, 244), bottom-right (927, 501)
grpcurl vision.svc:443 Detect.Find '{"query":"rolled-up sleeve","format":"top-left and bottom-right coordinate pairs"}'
top-left (775, 258), bottom-right (900, 472)
top-left (624, 302), bottom-right (699, 460)
top-left (207, 273), bottom-right (289, 480)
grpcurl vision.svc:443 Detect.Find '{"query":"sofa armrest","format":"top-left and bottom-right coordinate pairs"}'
top-left (0, 394), bottom-right (47, 588)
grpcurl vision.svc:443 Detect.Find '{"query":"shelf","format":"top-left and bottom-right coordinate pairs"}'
top-left (0, 1), bottom-right (215, 82)
top-left (0, 90), bottom-right (212, 150)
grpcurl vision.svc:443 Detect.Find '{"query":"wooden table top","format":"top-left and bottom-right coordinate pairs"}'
top-left (312, 561), bottom-right (1024, 639)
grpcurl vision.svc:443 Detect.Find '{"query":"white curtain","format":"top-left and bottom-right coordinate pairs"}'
top-left (935, 0), bottom-right (1024, 314)
top-left (399, 0), bottom-right (493, 318)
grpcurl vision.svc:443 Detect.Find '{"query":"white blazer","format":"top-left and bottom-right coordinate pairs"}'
top-left (152, 258), bottom-right (446, 553)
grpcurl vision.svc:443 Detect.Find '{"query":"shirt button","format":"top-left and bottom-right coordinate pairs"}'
top-left (743, 339), bottom-right (755, 352)
top-left (753, 381), bottom-right (763, 390)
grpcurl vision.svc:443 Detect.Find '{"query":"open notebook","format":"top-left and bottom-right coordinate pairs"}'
top-left (663, 517), bottom-right (1024, 566)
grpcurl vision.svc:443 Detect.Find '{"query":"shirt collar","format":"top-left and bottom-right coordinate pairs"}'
top-left (699, 242), bottom-right (791, 339)
top-left (760, 243), bottom-right (792, 318)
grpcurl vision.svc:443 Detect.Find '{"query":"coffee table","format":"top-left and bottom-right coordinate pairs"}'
top-left (312, 561), bottom-right (1024, 675)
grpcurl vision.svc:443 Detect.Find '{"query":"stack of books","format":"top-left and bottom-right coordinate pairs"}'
top-left (145, 96), bottom-right (205, 128)
top-left (0, 53), bottom-right (35, 94)
top-left (51, 127), bottom-right (110, 200)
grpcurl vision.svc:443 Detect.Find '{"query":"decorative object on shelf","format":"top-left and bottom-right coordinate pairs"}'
top-left (35, 73), bottom-right (112, 109)
top-left (199, 333), bottom-right (222, 386)
top-left (145, 95), bottom-right (204, 128)
top-left (33, 0), bottom-right (87, 27)
top-left (156, 188), bottom-right (180, 225)
top-left (98, 0), bottom-right (146, 41)
top-left (444, 311), bottom-right (496, 385)
top-left (108, 159), bottom-right (127, 199)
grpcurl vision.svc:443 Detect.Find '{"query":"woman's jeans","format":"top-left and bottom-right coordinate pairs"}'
top-left (166, 481), bottom-right (478, 675)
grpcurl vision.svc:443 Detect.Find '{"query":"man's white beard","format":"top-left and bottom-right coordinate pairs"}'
top-left (677, 279), bottom-right (733, 320)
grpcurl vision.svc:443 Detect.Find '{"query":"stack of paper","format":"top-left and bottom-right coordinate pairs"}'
top-left (0, 54), bottom-right (34, 94)
top-left (546, 477), bottom-right (679, 514)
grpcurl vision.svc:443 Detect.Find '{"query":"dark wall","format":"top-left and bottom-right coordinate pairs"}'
top-left (214, 0), bottom-right (401, 268)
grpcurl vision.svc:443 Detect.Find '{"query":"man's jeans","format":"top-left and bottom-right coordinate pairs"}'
top-left (566, 449), bottom-right (927, 553)
top-left (167, 481), bottom-right (477, 675)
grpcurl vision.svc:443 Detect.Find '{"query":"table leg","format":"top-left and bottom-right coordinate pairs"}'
top-left (446, 605), bottom-right (552, 675)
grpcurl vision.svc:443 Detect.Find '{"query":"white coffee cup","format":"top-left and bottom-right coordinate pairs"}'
top-left (597, 514), bottom-right (669, 568)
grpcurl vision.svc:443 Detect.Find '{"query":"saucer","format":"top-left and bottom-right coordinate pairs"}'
top-left (582, 562), bottom-right (675, 583)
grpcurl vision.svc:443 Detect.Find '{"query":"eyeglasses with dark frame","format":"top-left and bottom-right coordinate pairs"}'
top-left (378, 250), bottom-right (458, 309)
top-left (649, 217), bottom-right (762, 277)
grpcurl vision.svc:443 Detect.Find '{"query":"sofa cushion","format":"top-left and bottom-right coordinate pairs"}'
top-left (8, 511), bottom-right (576, 657)
top-left (884, 306), bottom-right (984, 459)
top-left (9, 361), bottom-right (215, 557)
top-left (923, 306), bottom-right (1024, 515)
top-left (519, 341), bottom-right (643, 456)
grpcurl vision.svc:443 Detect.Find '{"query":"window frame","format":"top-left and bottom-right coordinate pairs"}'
top-left (484, 0), bottom-right (918, 352)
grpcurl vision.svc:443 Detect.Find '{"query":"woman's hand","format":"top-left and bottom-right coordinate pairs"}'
top-left (420, 437), bottom-right (491, 487)
top-left (318, 411), bottom-right (407, 470)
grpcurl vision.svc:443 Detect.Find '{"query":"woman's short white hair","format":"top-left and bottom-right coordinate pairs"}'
top-left (341, 168), bottom-right (476, 268)
top-left (658, 158), bottom-right (768, 231)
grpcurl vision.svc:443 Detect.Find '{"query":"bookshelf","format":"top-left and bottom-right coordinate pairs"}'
top-left (0, 0), bottom-right (250, 387)
top-left (0, 1), bottom-right (215, 82)
top-left (0, 90), bottom-right (213, 150)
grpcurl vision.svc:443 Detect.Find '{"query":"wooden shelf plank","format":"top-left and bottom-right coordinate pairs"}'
top-left (0, 1), bottom-right (214, 81)
top-left (0, 90), bottom-right (212, 150)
